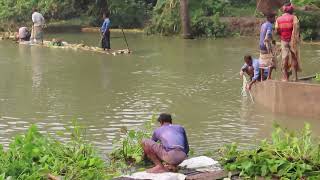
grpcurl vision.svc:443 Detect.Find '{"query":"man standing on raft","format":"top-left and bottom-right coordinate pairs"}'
top-left (101, 13), bottom-right (111, 51)
top-left (276, 3), bottom-right (301, 81)
top-left (31, 8), bottom-right (45, 44)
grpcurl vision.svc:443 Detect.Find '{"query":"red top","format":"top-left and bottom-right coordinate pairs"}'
top-left (276, 13), bottom-right (294, 42)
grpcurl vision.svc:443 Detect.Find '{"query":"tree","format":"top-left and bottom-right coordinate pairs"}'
top-left (179, 0), bottom-right (192, 39)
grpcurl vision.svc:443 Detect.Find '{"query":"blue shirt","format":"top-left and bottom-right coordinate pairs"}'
top-left (152, 124), bottom-right (189, 154)
top-left (101, 18), bottom-right (111, 33)
top-left (241, 59), bottom-right (268, 81)
top-left (259, 21), bottom-right (273, 51)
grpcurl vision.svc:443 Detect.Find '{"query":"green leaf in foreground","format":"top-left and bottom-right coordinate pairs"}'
top-left (220, 123), bottom-right (320, 179)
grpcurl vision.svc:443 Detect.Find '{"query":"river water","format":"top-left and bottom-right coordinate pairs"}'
top-left (0, 33), bottom-right (319, 154)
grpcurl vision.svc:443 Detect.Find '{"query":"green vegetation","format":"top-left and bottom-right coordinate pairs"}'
top-left (106, 120), bottom-right (154, 177)
top-left (0, 0), bottom-right (152, 30)
top-left (0, 123), bottom-right (108, 179)
top-left (315, 73), bottom-right (320, 82)
top-left (220, 123), bottom-right (320, 179)
top-left (1, 116), bottom-right (320, 179)
top-left (110, 121), bottom-right (152, 164)
top-left (296, 10), bottom-right (320, 40)
top-left (0, 119), bottom-right (154, 179)
top-left (292, 0), bottom-right (320, 7)
top-left (0, 0), bottom-right (319, 39)
top-left (146, 0), bottom-right (228, 37)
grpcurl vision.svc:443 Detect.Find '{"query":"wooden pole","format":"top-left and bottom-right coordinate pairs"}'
top-left (179, 0), bottom-right (193, 39)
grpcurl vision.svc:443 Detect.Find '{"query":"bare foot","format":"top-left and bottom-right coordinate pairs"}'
top-left (146, 165), bottom-right (168, 173)
top-left (164, 164), bottom-right (178, 172)
top-left (281, 78), bottom-right (288, 82)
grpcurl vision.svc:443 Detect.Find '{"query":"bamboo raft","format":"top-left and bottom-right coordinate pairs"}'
top-left (0, 32), bottom-right (131, 56)
top-left (19, 40), bottom-right (131, 56)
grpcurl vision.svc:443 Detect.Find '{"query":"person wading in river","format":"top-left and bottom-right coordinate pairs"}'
top-left (100, 13), bottom-right (111, 51)
top-left (259, 14), bottom-right (276, 80)
top-left (31, 8), bottom-right (45, 44)
top-left (142, 113), bottom-right (189, 173)
top-left (275, 3), bottom-right (301, 81)
top-left (240, 55), bottom-right (269, 90)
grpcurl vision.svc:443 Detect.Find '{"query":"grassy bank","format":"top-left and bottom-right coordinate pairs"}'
top-left (0, 117), bottom-right (320, 179)
top-left (0, 119), bottom-right (154, 179)
top-left (0, 123), bottom-right (109, 179)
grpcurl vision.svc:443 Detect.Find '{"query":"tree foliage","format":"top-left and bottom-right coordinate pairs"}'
top-left (0, 0), bottom-right (318, 39)
top-left (0, 0), bottom-right (151, 28)
top-left (146, 0), bottom-right (228, 37)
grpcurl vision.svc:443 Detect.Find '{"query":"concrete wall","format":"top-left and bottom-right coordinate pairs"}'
top-left (251, 80), bottom-right (320, 119)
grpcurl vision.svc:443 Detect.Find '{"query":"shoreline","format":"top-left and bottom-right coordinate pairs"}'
top-left (1, 30), bottom-right (319, 46)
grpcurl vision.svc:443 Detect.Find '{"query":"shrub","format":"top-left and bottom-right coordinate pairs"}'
top-left (191, 13), bottom-right (227, 38)
top-left (0, 124), bottom-right (107, 179)
top-left (220, 123), bottom-right (320, 179)
top-left (296, 10), bottom-right (320, 40)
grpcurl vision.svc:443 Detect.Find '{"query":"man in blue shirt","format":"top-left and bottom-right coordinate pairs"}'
top-left (101, 13), bottom-right (111, 50)
top-left (240, 55), bottom-right (268, 90)
top-left (142, 113), bottom-right (189, 173)
top-left (259, 14), bottom-right (276, 80)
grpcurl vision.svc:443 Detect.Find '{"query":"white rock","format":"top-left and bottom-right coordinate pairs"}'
top-left (178, 156), bottom-right (220, 169)
top-left (126, 172), bottom-right (186, 180)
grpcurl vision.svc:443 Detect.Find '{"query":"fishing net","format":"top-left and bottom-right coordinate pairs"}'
top-left (241, 75), bottom-right (248, 97)
top-left (256, 0), bottom-right (290, 15)
top-left (241, 75), bottom-right (254, 103)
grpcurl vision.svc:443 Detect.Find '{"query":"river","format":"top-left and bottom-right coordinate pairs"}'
top-left (0, 32), bottom-right (319, 154)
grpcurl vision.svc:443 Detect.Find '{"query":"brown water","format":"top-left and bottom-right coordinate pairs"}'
top-left (0, 33), bottom-right (319, 154)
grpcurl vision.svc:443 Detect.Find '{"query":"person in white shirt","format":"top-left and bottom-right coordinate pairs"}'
top-left (31, 8), bottom-right (45, 44)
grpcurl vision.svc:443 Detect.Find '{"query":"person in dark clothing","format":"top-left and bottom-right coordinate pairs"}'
top-left (142, 113), bottom-right (189, 173)
top-left (100, 13), bottom-right (111, 50)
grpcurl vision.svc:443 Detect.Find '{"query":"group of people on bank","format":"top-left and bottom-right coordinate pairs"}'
top-left (240, 3), bottom-right (301, 89)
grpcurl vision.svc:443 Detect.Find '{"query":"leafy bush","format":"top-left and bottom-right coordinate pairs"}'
top-left (191, 13), bottom-right (227, 38)
top-left (109, 0), bottom-right (152, 28)
top-left (0, 0), bottom-right (151, 29)
top-left (110, 120), bottom-right (153, 164)
top-left (103, 119), bottom-right (154, 177)
top-left (189, 0), bottom-right (228, 17)
top-left (296, 10), bottom-right (320, 40)
top-left (0, 123), bottom-right (107, 179)
top-left (146, 0), bottom-right (229, 37)
top-left (220, 123), bottom-right (320, 179)
top-left (146, 0), bottom-right (181, 35)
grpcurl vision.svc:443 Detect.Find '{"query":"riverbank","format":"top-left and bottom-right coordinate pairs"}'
top-left (1, 120), bottom-right (319, 179)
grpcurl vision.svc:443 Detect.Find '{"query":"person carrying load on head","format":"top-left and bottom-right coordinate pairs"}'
top-left (31, 8), bottom-right (45, 44)
top-left (142, 113), bottom-right (189, 173)
top-left (18, 27), bottom-right (31, 42)
top-left (100, 12), bottom-right (111, 51)
top-left (240, 55), bottom-right (269, 90)
top-left (275, 3), bottom-right (301, 82)
top-left (259, 13), bottom-right (276, 81)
